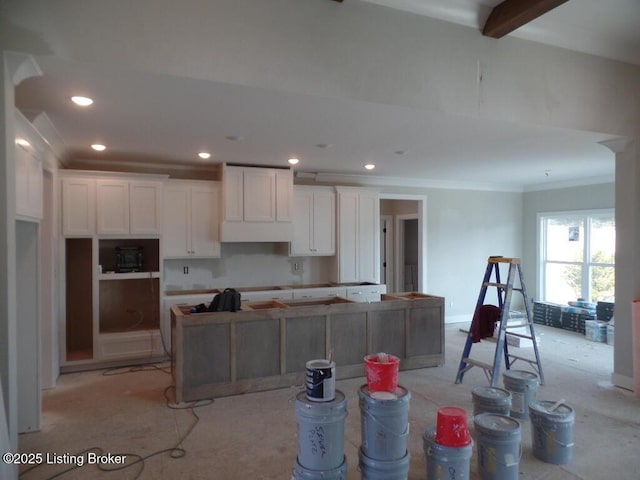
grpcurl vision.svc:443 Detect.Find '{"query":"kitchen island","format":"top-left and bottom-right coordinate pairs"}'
top-left (171, 293), bottom-right (444, 402)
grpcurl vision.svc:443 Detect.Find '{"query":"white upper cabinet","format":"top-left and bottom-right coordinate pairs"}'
top-left (221, 164), bottom-right (293, 242)
top-left (14, 111), bottom-right (44, 222)
top-left (291, 186), bottom-right (335, 256)
top-left (130, 181), bottom-right (163, 234)
top-left (96, 178), bottom-right (163, 235)
top-left (62, 176), bottom-right (95, 236)
top-left (163, 180), bottom-right (220, 258)
top-left (334, 187), bottom-right (380, 284)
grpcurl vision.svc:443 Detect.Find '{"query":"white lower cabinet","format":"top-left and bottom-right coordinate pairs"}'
top-left (345, 284), bottom-right (387, 303)
top-left (239, 290), bottom-right (294, 302)
top-left (292, 287), bottom-right (347, 299)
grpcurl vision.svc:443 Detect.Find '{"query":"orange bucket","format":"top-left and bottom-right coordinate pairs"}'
top-left (364, 353), bottom-right (400, 392)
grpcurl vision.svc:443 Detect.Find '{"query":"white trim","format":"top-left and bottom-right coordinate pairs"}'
top-left (380, 215), bottom-right (394, 291)
top-left (524, 175), bottom-right (614, 192)
top-left (379, 193), bottom-right (427, 293)
top-left (395, 213), bottom-right (419, 293)
top-left (446, 313), bottom-right (473, 325)
top-left (611, 372), bottom-right (634, 392)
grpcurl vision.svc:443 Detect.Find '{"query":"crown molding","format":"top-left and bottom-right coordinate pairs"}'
top-left (523, 174), bottom-right (614, 192)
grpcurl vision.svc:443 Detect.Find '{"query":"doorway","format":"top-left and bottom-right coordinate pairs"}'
top-left (379, 195), bottom-right (427, 294)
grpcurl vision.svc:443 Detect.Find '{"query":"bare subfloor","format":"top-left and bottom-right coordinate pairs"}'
top-left (19, 324), bottom-right (640, 479)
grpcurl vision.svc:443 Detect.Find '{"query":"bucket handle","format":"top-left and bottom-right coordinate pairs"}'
top-left (363, 409), bottom-right (410, 437)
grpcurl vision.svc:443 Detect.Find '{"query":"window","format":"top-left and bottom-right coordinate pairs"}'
top-left (539, 210), bottom-right (615, 303)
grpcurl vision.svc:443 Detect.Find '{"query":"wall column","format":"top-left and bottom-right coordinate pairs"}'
top-left (0, 51), bottom-right (41, 480)
top-left (603, 137), bottom-right (639, 390)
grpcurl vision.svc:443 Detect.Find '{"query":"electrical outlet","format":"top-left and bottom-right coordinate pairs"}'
top-left (294, 263), bottom-right (299, 271)
top-left (183, 266), bottom-right (189, 274)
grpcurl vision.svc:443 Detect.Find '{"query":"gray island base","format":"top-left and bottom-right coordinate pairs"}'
top-left (171, 293), bottom-right (444, 402)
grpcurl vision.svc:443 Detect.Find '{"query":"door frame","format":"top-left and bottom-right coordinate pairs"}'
top-left (379, 193), bottom-right (427, 292)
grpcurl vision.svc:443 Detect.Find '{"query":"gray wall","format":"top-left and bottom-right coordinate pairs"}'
top-left (382, 186), bottom-right (523, 322)
top-left (522, 183), bottom-right (615, 302)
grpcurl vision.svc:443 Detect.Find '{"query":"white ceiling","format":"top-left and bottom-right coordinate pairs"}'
top-left (6, 0), bottom-right (639, 191)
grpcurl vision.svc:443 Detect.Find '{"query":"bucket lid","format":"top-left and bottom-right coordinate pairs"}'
top-left (473, 413), bottom-right (521, 436)
top-left (503, 369), bottom-right (539, 383)
top-left (529, 400), bottom-right (575, 420)
top-left (359, 384), bottom-right (410, 402)
top-left (472, 386), bottom-right (511, 400)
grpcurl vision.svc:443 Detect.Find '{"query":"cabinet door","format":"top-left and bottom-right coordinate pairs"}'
top-left (62, 177), bottom-right (95, 236)
top-left (243, 168), bottom-right (276, 222)
top-left (163, 184), bottom-right (190, 257)
top-left (312, 190), bottom-right (335, 255)
top-left (337, 191), bottom-right (359, 283)
top-left (96, 179), bottom-right (130, 234)
top-left (357, 191), bottom-right (379, 283)
top-left (275, 169), bottom-right (293, 222)
top-left (223, 166), bottom-right (244, 222)
top-left (291, 188), bottom-right (313, 255)
top-left (190, 184), bottom-right (220, 257)
top-left (130, 181), bottom-right (162, 234)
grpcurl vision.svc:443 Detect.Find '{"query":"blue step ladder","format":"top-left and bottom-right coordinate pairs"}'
top-left (455, 256), bottom-right (544, 386)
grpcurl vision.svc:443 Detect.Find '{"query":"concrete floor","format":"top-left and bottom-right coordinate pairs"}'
top-left (19, 324), bottom-right (640, 480)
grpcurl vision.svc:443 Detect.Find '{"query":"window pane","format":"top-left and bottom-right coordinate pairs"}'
top-left (590, 216), bottom-right (615, 264)
top-left (590, 266), bottom-right (615, 302)
top-left (545, 262), bottom-right (582, 303)
top-left (546, 217), bottom-right (584, 262)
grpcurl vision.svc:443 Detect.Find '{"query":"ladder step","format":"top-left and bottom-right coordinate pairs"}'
top-left (462, 357), bottom-right (493, 371)
top-left (484, 282), bottom-right (507, 288)
top-left (505, 331), bottom-right (534, 340)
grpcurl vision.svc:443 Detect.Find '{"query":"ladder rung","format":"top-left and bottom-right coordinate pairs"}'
top-left (505, 331), bottom-right (533, 340)
top-left (505, 322), bottom-right (529, 329)
top-left (462, 357), bottom-right (493, 371)
top-left (508, 353), bottom-right (538, 365)
top-left (484, 282), bottom-right (507, 288)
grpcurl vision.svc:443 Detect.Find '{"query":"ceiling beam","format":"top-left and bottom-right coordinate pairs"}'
top-left (483, 0), bottom-right (570, 38)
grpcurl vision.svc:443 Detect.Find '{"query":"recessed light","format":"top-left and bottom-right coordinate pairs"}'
top-left (226, 135), bottom-right (244, 141)
top-left (198, 152), bottom-right (211, 159)
top-left (71, 96), bottom-right (93, 106)
top-left (91, 144), bottom-right (106, 151)
top-left (288, 158), bottom-right (299, 165)
top-left (365, 164), bottom-right (375, 170)
top-left (15, 138), bottom-right (30, 147)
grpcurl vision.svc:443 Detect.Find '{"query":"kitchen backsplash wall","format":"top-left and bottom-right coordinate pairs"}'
top-left (163, 242), bottom-right (333, 291)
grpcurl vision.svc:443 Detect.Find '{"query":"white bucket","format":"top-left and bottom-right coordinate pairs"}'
top-left (306, 359), bottom-right (336, 402)
top-left (473, 413), bottom-right (521, 480)
top-left (291, 455), bottom-right (347, 480)
top-left (472, 386), bottom-right (512, 416)
top-left (502, 370), bottom-right (539, 420)
top-left (358, 448), bottom-right (410, 480)
top-left (295, 390), bottom-right (347, 471)
top-left (529, 400), bottom-right (575, 465)
top-left (359, 384), bottom-right (411, 461)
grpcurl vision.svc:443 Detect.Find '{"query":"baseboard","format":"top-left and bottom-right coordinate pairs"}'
top-left (611, 372), bottom-right (634, 392)
top-left (445, 314), bottom-right (472, 325)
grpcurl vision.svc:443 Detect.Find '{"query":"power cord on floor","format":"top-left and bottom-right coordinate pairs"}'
top-left (19, 378), bottom-right (214, 479)
top-left (101, 362), bottom-right (172, 377)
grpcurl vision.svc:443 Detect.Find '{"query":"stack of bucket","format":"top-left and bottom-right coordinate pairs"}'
top-left (423, 407), bottom-right (473, 479)
top-left (467, 369), bottom-right (575, 479)
top-left (358, 353), bottom-right (411, 480)
top-left (292, 359), bottom-right (348, 480)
